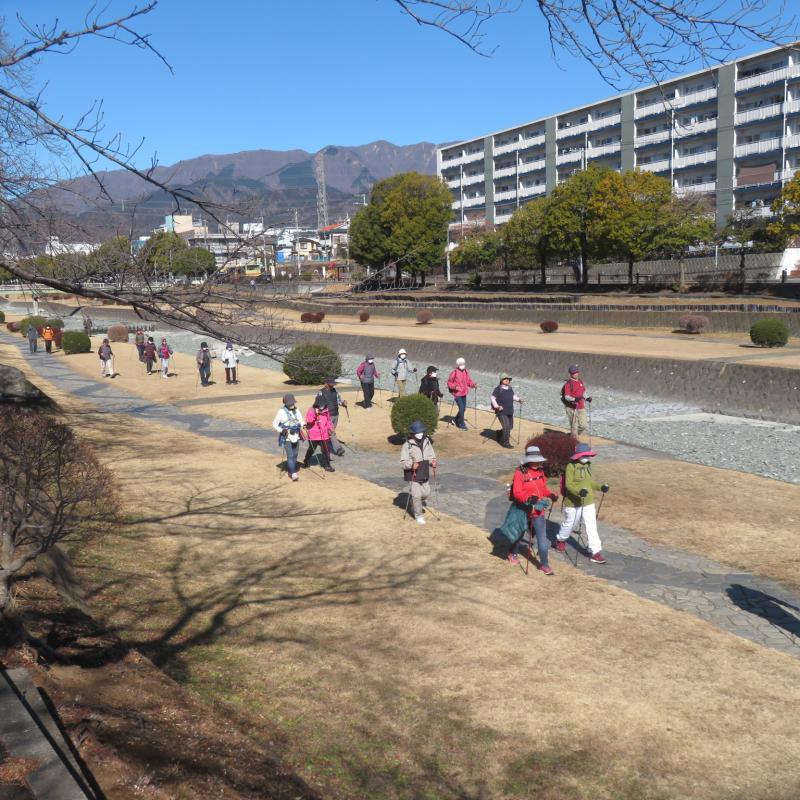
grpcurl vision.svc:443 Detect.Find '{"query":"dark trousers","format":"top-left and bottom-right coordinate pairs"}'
top-left (45, 340), bottom-right (52, 353)
top-left (198, 363), bottom-right (211, 385)
top-left (225, 366), bottom-right (237, 384)
top-left (136, 343), bottom-right (145, 361)
top-left (145, 357), bottom-right (155, 374)
top-left (498, 412), bottom-right (513, 445)
top-left (304, 440), bottom-right (331, 468)
top-left (361, 381), bottom-right (375, 407)
top-left (454, 395), bottom-right (467, 428)
top-left (28, 339), bottom-right (37, 353)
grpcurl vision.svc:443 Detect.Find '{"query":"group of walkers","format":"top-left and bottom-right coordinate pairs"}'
top-left (25, 324), bottom-right (56, 354)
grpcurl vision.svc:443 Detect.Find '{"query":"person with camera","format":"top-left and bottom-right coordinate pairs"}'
top-left (273, 393), bottom-right (305, 481)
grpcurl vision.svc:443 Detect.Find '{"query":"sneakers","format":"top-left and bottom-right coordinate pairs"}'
top-left (538, 565), bottom-right (555, 576)
top-left (416, 515), bottom-right (426, 525)
top-left (323, 465), bottom-right (335, 473)
top-left (501, 443), bottom-right (513, 449)
top-left (290, 473), bottom-right (299, 482)
top-left (589, 552), bottom-right (607, 564)
top-left (507, 553), bottom-right (520, 565)
top-left (554, 540), bottom-right (566, 553)
top-left (335, 449), bottom-right (345, 457)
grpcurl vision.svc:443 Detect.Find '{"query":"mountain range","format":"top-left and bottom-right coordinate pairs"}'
top-left (40, 140), bottom-right (439, 240)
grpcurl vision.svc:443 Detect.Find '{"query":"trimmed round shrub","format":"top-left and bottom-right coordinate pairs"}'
top-left (283, 342), bottom-right (342, 385)
top-left (358, 308), bottom-right (370, 323)
top-left (45, 318), bottom-right (64, 329)
top-left (62, 331), bottom-right (91, 355)
top-left (416, 309), bottom-right (434, 325)
top-left (54, 328), bottom-right (63, 349)
top-left (314, 311), bottom-right (326, 323)
top-left (390, 393), bottom-right (439, 437)
top-left (107, 324), bottom-right (129, 343)
top-left (0, 310), bottom-right (4, 323)
top-left (18, 315), bottom-right (47, 336)
top-left (750, 318), bottom-right (790, 348)
top-left (525, 431), bottom-right (579, 476)
top-left (540, 320), bottom-right (559, 333)
top-left (678, 314), bottom-right (709, 334)
top-left (300, 312), bottom-right (316, 323)
top-left (7, 321), bottom-right (20, 332)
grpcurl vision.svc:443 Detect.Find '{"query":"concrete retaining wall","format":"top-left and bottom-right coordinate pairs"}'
top-left (284, 299), bottom-right (800, 335)
top-left (317, 332), bottom-right (800, 425)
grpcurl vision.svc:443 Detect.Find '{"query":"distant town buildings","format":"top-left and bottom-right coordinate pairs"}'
top-left (437, 42), bottom-right (800, 229)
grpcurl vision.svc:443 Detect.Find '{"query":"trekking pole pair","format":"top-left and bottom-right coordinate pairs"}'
top-left (481, 413), bottom-right (500, 445)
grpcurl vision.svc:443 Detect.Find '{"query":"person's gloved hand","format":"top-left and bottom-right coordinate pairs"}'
top-left (579, 488), bottom-right (588, 498)
top-left (550, 493), bottom-right (559, 502)
top-left (601, 484), bottom-right (609, 493)
top-left (524, 496), bottom-right (539, 507)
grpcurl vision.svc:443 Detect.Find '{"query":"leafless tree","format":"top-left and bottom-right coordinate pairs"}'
top-left (394, 0), bottom-right (796, 87)
top-left (0, 408), bottom-right (119, 619)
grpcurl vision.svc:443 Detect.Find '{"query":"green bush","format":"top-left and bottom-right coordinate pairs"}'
top-left (45, 318), bottom-right (64, 329)
top-left (390, 393), bottom-right (439, 437)
top-left (750, 318), bottom-right (789, 348)
top-left (0, 310), bottom-right (5, 323)
top-left (18, 315), bottom-right (47, 335)
top-left (62, 331), bottom-right (91, 355)
top-left (282, 342), bottom-right (342, 385)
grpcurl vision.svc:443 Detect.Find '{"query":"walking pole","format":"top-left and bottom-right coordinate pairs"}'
top-left (426, 464), bottom-right (441, 520)
top-left (447, 398), bottom-right (456, 428)
top-left (572, 495), bottom-right (587, 567)
top-left (473, 387), bottom-right (478, 429)
top-left (403, 464), bottom-right (417, 521)
top-left (355, 383), bottom-right (362, 406)
top-left (343, 404), bottom-right (358, 452)
top-left (514, 401), bottom-right (522, 446)
top-left (588, 401), bottom-right (593, 447)
top-left (481, 413), bottom-right (499, 444)
top-left (596, 491), bottom-right (606, 520)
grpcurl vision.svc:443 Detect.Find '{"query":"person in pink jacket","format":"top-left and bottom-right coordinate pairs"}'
top-left (447, 357), bottom-right (477, 430)
top-left (303, 397), bottom-right (335, 472)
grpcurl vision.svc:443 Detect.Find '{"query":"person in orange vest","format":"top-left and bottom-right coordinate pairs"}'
top-left (42, 325), bottom-right (56, 353)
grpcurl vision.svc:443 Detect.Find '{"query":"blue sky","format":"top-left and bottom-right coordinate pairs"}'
top-left (4, 0), bottom-right (792, 166)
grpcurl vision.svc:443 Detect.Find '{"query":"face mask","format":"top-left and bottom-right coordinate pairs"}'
top-left (579, 457), bottom-right (590, 464)
top-left (458, 365), bottom-right (465, 371)
top-left (430, 372), bottom-right (437, 378)
top-left (414, 432), bottom-right (424, 440)
top-left (367, 359), bottom-right (374, 364)
top-left (399, 354), bottom-right (406, 359)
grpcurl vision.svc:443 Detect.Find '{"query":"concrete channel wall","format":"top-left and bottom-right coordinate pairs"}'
top-left (283, 298), bottom-right (800, 335)
top-left (316, 332), bottom-right (800, 425)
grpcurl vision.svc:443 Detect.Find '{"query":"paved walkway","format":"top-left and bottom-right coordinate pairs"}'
top-left (4, 330), bottom-right (800, 659)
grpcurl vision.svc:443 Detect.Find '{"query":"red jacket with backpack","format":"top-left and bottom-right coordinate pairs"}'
top-left (511, 466), bottom-right (557, 518)
top-left (561, 378), bottom-right (586, 410)
top-left (447, 368), bottom-right (476, 397)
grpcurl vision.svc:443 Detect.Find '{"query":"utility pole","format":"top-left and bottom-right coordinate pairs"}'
top-left (313, 151), bottom-right (329, 230)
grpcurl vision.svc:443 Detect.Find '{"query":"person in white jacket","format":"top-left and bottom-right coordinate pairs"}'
top-left (272, 393), bottom-right (304, 480)
top-left (220, 340), bottom-right (239, 384)
top-left (391, 348), bottom-right (417, 395)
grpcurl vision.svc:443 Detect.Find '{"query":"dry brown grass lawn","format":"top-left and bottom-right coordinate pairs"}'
top-left (4, 336), bottom-right (800, 799)
top-left (599, 459), bottom-right (800, 592)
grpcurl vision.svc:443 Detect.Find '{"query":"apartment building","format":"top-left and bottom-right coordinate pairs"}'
top-left (437, 43), bottom-right (800, 229)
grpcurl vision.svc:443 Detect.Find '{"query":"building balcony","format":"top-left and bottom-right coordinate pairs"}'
top-left (462, 172), bottom-right (485, 186)
top-left (734, 173), bottom-right (779, 188)
top-left (440, 151), bottom-right (485, 168)
top-left (736, 63), bottom-right (800, 92)
top-left (735, 102), bottom-right (783, 125)
top-left (556, 149), bottom-right (583, 165)
top-left (735, 137), bottom-right (782, 157)
top-left (734, 205), bottom-right (775, 218)
top-left (787, 98), bottom-right (800, 115)
top-left (493, 165), bottom-right (517, 179)
top-left (635, 98), bottom-right (669, 119)
top-left (495, 211), bottom-right (513, 224)
top-left (675, 181), bottom-right (716, 196)
top-left (446, 178), bottom-right (460, 189)
top-left (637, 158), bottom-right (671, 172)
top-left (518, 158), bottom-right (546, 174)
top-left (519, 184), bottom-right (547, 199)
top-left (781, 167), bottom-right (800, 182)
top-left (493, 188), bottom-right (517, 202)
top-left (786, 133), bottom-right (800, 149)
top-left (493, 139), bottom-right (521, 156)
top-left (674, 150), bottom-right (717, 168)
top-left (588, 112), bottom-right (622, 131)
top-left (463, 195), bottom-right (486, 209)
top-left (674, 118), bottom-right (717, 138)
top-left (587, 142), bottom-right (621, 159)
top-left (556, 120), bottom-right (590, 139)
top-left (636, 129), bottom-right (671, 146)
top-left (521, 133), bottom-right (546, 147)
top-left (675, 87), bottom-right (718, 108)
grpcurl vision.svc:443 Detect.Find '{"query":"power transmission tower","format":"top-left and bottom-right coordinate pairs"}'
top-left (313, 151), bottom-right (329, 231)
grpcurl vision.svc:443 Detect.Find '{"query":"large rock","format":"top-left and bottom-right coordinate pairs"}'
top-left (0, 364), bottom-right (57, 409)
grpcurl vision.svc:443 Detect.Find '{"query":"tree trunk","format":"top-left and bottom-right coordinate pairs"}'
top-left (394, 262), bottom-right (402, 288)
top-left (628, 256), bottom-right (635, 289)
top-left (580, 234), bottom-right (589, 286)
top-left (0, 571), bottom-right (11, 619)
top-left (540, 252), bottom-right (546, 285)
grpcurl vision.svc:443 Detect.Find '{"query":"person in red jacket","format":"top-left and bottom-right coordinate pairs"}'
top-left (447, 357), bottom-right (477, 430)
top-left (561, 364), bottom-right (591, 436)
top-left (508, 446), bottom-right (558, 574)
top-left (303, 397), bottom-right (335, 472)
